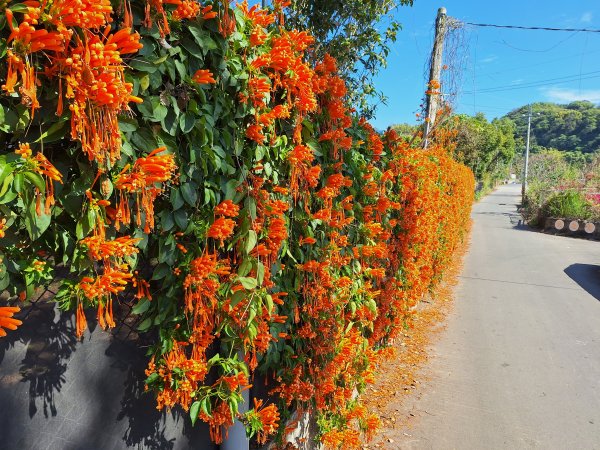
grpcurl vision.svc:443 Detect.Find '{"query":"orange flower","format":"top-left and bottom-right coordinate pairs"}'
top-left (246, 124), bottom-right (266, 143)
top-left (207, 217), bottom-right (236, 242)
top-left (133, 275), bottom-right (152, 300)
top-left (80, 235), bottom-right (141, 261)
top-left (62, 28), bottom-right (142, 166)
top-left (252, 398), bottom-right (280, 445)
top-left (250, 27), bottom-right (268, 46)
top-left (76, 301), bottom-right (87, 338)
top-left (115, 147), bottom-right (177, 232)
top-left (298, 236), bottom-right (316, 246)
top-left (172, 0), bottom-right (201, 21)
top-left (0, 306), bottom-right (22, 338)
top-left (193, 69), bottom-right (216, 85)
top-left (201, 5), bottom-right (218, 20)
top-left (214, 200), bottom-right (240, 217)
top-left (79, 267), bottom-right (133, 302)
top-left (50, 0), bottom-right (113, 28)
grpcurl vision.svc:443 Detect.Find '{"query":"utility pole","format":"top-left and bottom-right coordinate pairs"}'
top-left (521, 104), bottom-right (532, 204)
top-left (424, 7), bottom-right (447, 148)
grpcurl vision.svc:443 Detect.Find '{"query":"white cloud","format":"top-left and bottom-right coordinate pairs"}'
top-left (541, 87), bottom-right (600, 103)
top-left (581, 12), bottom-right (593, 23)
top-left (511, 79), bottom-right (524, 85)
top-left (481, 55), bottom-right (498, 64)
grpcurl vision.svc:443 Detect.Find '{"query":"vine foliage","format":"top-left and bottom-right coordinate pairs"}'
top-left (0, 0), bottom-right (473, 447)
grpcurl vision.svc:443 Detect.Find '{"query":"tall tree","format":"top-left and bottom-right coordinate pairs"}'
top-left (286, 0), bottom-right (414, 118)
top-left (453, 113), bottom-right (516, 182)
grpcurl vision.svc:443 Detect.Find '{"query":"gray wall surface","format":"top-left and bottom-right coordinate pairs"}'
top-left (0, 290), bottom-right (217, 450)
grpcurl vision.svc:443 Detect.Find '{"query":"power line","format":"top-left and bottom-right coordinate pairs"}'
top-left (464, 22), bottom-right (600, 33)
top-left (463, 74), bottom-right (600, 94)
top-left (472, 48), bottom-right (600, 77)
top-left (462, 71), bottom-right (600, 94)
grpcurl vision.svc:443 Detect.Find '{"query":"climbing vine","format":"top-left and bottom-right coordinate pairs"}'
top-left (0, 0), bottom-right (474, 447)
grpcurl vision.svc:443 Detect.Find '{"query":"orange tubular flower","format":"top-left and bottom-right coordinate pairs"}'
top-left (298, 236), bottom-right (316, 246)
top-left (172, 0), bottom-right (201, 21)
top-left (218, 0), bottom-right (236, 37)
top-left (207, 217), bottom-right (236, 243)
top-left (0, 306), bottom-right (22, 338)
top-left (202, 5), bottom-right (218, 20)
top-left (60, 27), bottom-right (142, 166)
top-left (75, 301), bottom-right (88, 338)
top-left (214, 200), bottom-right (240, 217)
top-left (246, 124), bottom-right (266, 144)
top-left (252, 398), bottom-right (280, 445)
top-left (50, 0), bottom-right (114, 28)
top-left (192, 69), bottom-right (216, 85)
top-left (79, 267), bottom-right (133, 330)
top-left (80, 235), bottom-right (141, 261)
top-left (115, 147), bottom-right (177, 232)
top-left (3, 8), bottom-right (64, 114)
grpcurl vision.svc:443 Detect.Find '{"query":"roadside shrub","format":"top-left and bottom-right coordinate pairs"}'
top-left (543, 191), bottom-right (593, 220)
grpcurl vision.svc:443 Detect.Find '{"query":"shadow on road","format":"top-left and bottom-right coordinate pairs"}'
top-left (472, 210), bottom-right (531, 231)
top-left (564, 264), bottom-right (600, 301)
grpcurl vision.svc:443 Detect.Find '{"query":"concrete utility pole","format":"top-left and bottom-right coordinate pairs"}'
top-left (521, 104), bottom-right (532, 204)
top-left (424, 7), bottom-right (447, 148)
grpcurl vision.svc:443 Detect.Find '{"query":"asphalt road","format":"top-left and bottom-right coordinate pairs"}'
top-left (396, 184), bottom-right (600, 449)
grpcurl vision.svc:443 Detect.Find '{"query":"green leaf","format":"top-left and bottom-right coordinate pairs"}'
top-left (130, 59), bottom-right (159, 73)
top-left (13, 173), bottom-right (24, 193)
top-left (137, 317), bottom-right (153, 331)
top-left (190, 401), bottom-right (201, 426)
top-left (75, 209), bottom-right (94, 240)
top-left (265, 294), bottom-right (273, 313)
top-left (173, 209), bottom-right (188, 230)
top-left (7, 3), bottom-right (30, 13)
top-left (34, 119), bottom-right (69, 143)
top-left (256, 262), bottom-right (265, 286)
top-left (118, 116), bottom-right (139, 132)
top-left (188, 24), bottom-right (218, 51)
top-left (23, 172), bottom-right (45, 192)
top-left (179, 113), bottom-right (196, 133)
top-left (151, 263), bottom-right (171, 280)
top-left (0, 165), bottom-right (14, 189)
top-left (139, 75), bottom-right (150, 92)
top-left (24, 199), bottom-right (51, 241)
top-left (160, 211), bottom-right (175, 231)
top-left (171, 188), bottom-right (185, 210)
top-left (245, 230), bottom-right (257, 254)
top-left (180, 182), bottom-right (198, 206)
top-left (132, 298), bottom-right (152, 314)
top-left (0, 264), bottom-right (9, 291)
top-left (238, 277), bottom-right (257, 290)
top-left (201, 397), bottom-right (212, 417)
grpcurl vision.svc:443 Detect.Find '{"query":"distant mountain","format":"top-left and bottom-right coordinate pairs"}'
top-left (504, 101), bottom-right (600, 154)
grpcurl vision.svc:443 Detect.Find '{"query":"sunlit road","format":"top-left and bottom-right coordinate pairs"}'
top-left (396, 184), bottom-right (600, 449)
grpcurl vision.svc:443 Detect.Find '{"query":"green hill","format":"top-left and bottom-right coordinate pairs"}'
top-left (505, 101), bottom-right (600, 154)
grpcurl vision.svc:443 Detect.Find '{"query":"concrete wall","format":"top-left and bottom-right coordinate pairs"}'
top-left (0, 289), bottom-right (216, 450)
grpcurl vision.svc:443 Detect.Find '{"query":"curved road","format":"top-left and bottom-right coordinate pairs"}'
top-left (397, 184), bottom-right (600, 449)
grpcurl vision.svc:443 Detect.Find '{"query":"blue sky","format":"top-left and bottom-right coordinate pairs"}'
top-left (372, 1), bottom-right (600, 128)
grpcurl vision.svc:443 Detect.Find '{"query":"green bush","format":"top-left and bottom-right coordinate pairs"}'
top-left (542, 191), bottom-right (593, 220)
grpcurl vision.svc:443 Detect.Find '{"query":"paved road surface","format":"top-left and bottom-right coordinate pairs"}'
top-left (396, 184), bottom-right (600, 449)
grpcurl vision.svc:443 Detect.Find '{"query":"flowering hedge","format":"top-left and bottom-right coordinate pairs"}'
top-left (0, 0), bottom-right (474, 447)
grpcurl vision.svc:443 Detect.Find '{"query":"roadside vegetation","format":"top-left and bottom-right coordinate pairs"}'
top-left (0, 1), bottom-right (475, 448)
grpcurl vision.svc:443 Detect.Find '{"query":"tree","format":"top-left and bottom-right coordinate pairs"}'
top-left (286, 0), bottom-right (414, 118)
top-left (505, 102), bottom-right (600, 154)
top-left (452, 113), bottom-right (516, 183)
